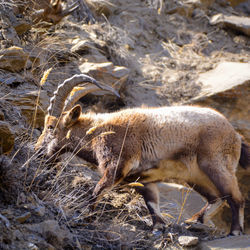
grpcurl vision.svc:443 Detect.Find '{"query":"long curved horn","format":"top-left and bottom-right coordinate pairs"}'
top-left (64, 84), bottom-right (119, 112)
top-left (47, 74), bottom-right (120, 117)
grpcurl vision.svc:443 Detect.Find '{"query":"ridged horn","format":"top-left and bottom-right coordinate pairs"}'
top-left (47, 74), bottom-right (120, 117)
top-left (64, 85), bottom-right (118, 112)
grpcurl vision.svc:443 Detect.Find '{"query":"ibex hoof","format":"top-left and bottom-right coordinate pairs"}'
top-left (152, 223), bottom-right (165, 237)
top-left (229, 230), bottom-right (243, 236)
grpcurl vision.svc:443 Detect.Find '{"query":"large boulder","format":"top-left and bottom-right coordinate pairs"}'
top-left (188, 61), bottom-right (250, 234)
top-left (191, 61), bottom-right (250, 140)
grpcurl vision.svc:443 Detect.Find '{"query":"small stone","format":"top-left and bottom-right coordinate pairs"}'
top-left (178, 235), bottom-right (199, 246)
top-left (16, 212), bottom-right (31, 223)
top-left (13, 229), bottom-right (23, 240)
top-left (34, 205), bottom-right (45, 217)
top-left (27, 242), bottom-right (39, 250)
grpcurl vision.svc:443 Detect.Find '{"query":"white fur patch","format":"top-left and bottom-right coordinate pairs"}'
top-left (239, 207), bottom-right (244, 230)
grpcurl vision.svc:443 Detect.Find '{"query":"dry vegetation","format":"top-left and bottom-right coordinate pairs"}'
top-left (0, 0), bottom-right (249, 249)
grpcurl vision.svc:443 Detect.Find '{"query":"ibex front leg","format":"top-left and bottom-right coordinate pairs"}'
top-left (91, 160), bottom-right (125, 208)
top-left (136, 183), bottom-right (166, 234)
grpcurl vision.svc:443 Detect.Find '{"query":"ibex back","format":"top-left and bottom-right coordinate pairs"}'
top-left (36, 74), bottom-right (250, 236)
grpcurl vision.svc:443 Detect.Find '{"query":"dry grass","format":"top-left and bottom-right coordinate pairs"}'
top-left (3, 0), bottom-right (246, 247)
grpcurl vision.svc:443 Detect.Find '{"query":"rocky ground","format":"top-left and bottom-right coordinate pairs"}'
top-left (0, 0), bottom-right (250, 249)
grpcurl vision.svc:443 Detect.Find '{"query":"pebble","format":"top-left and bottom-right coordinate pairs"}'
top-left (16, 212), bottom-right (31, 223)
top-left (178, 235), bottom-right (199, 246)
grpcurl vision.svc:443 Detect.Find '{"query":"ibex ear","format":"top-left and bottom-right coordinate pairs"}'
top-left (63, 105), bottom-right (82, 128)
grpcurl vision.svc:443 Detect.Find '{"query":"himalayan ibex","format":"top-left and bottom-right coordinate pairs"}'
top-left (36, 74), bottom-right (250, 236)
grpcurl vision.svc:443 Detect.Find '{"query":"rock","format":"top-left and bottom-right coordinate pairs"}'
top-left (178, 235), bottom-right (199, 246)
top-left (210, 14), bottom-right (250, 37)
top-left (24, 220), bottom-right (73, 249)
top-left (0, 213), bottom-right (11, 228)
top-left (234, 0), bottom-right (250, 15)
top-left (0, 47), bottom-right (29, 72)
top-left (157, 183), bottom-right (207, 224)
top-left (71, 40), bottom-right (93, 55)
top-left (16, 212), bottom-right (31, 223)
top-left (0, 121), bottom-right (15, 154)
top-left (13, 21), bottom-right (31, 36)
top-left (6, 89), bottom-right (49, 128)
top-left (0, 74), bottom-right (25, 87)
top-left (13, 229), bottom-right (23, 240)
top-left (0, 110), bottom-right (4, 120)
top-left (187, 223), bottom-right (214, 233)
top-left (33, 205), bottom-right (46, 217)
top-left (189, 61), bottom-right (250, 234)
top-left (27, 242), bottom-right (39, 250)
top-left (79, 61), bottom-right (129, 92)
top-left (200, 235), bottom-right (250, 249)
top-left (87, 0), bottom-right (114, 17)
top-left (0, 14), bottom-right (21, 47)
top-left (194, 62), bottom-right (250, 140)
top-left (227, 0), bottom-right (250, 7)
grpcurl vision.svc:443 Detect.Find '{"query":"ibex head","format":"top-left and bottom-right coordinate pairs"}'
top-left (35, 74), bottom-right (119, 159)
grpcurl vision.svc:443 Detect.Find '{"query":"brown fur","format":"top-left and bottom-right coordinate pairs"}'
top-left (36, 104), bottom-right (249, 235)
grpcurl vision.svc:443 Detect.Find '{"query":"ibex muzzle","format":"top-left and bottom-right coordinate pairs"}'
top-left (36, 74), bottom-right (250, 236)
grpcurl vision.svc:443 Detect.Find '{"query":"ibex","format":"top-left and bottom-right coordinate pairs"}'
top-left (36, 74), bottom-right (250, 236)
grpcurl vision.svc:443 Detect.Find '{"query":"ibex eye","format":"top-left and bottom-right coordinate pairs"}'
top-left (48, 125), bottom-right (54, 130)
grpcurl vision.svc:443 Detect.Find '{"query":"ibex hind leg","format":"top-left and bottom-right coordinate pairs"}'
top-left (135, 183), bottom-right (166, 234)
top-left (198, 158), bottom-right (244, 236)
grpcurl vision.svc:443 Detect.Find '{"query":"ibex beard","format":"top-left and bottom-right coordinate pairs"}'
top-left (35, 74), bottom-right (250, 236)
